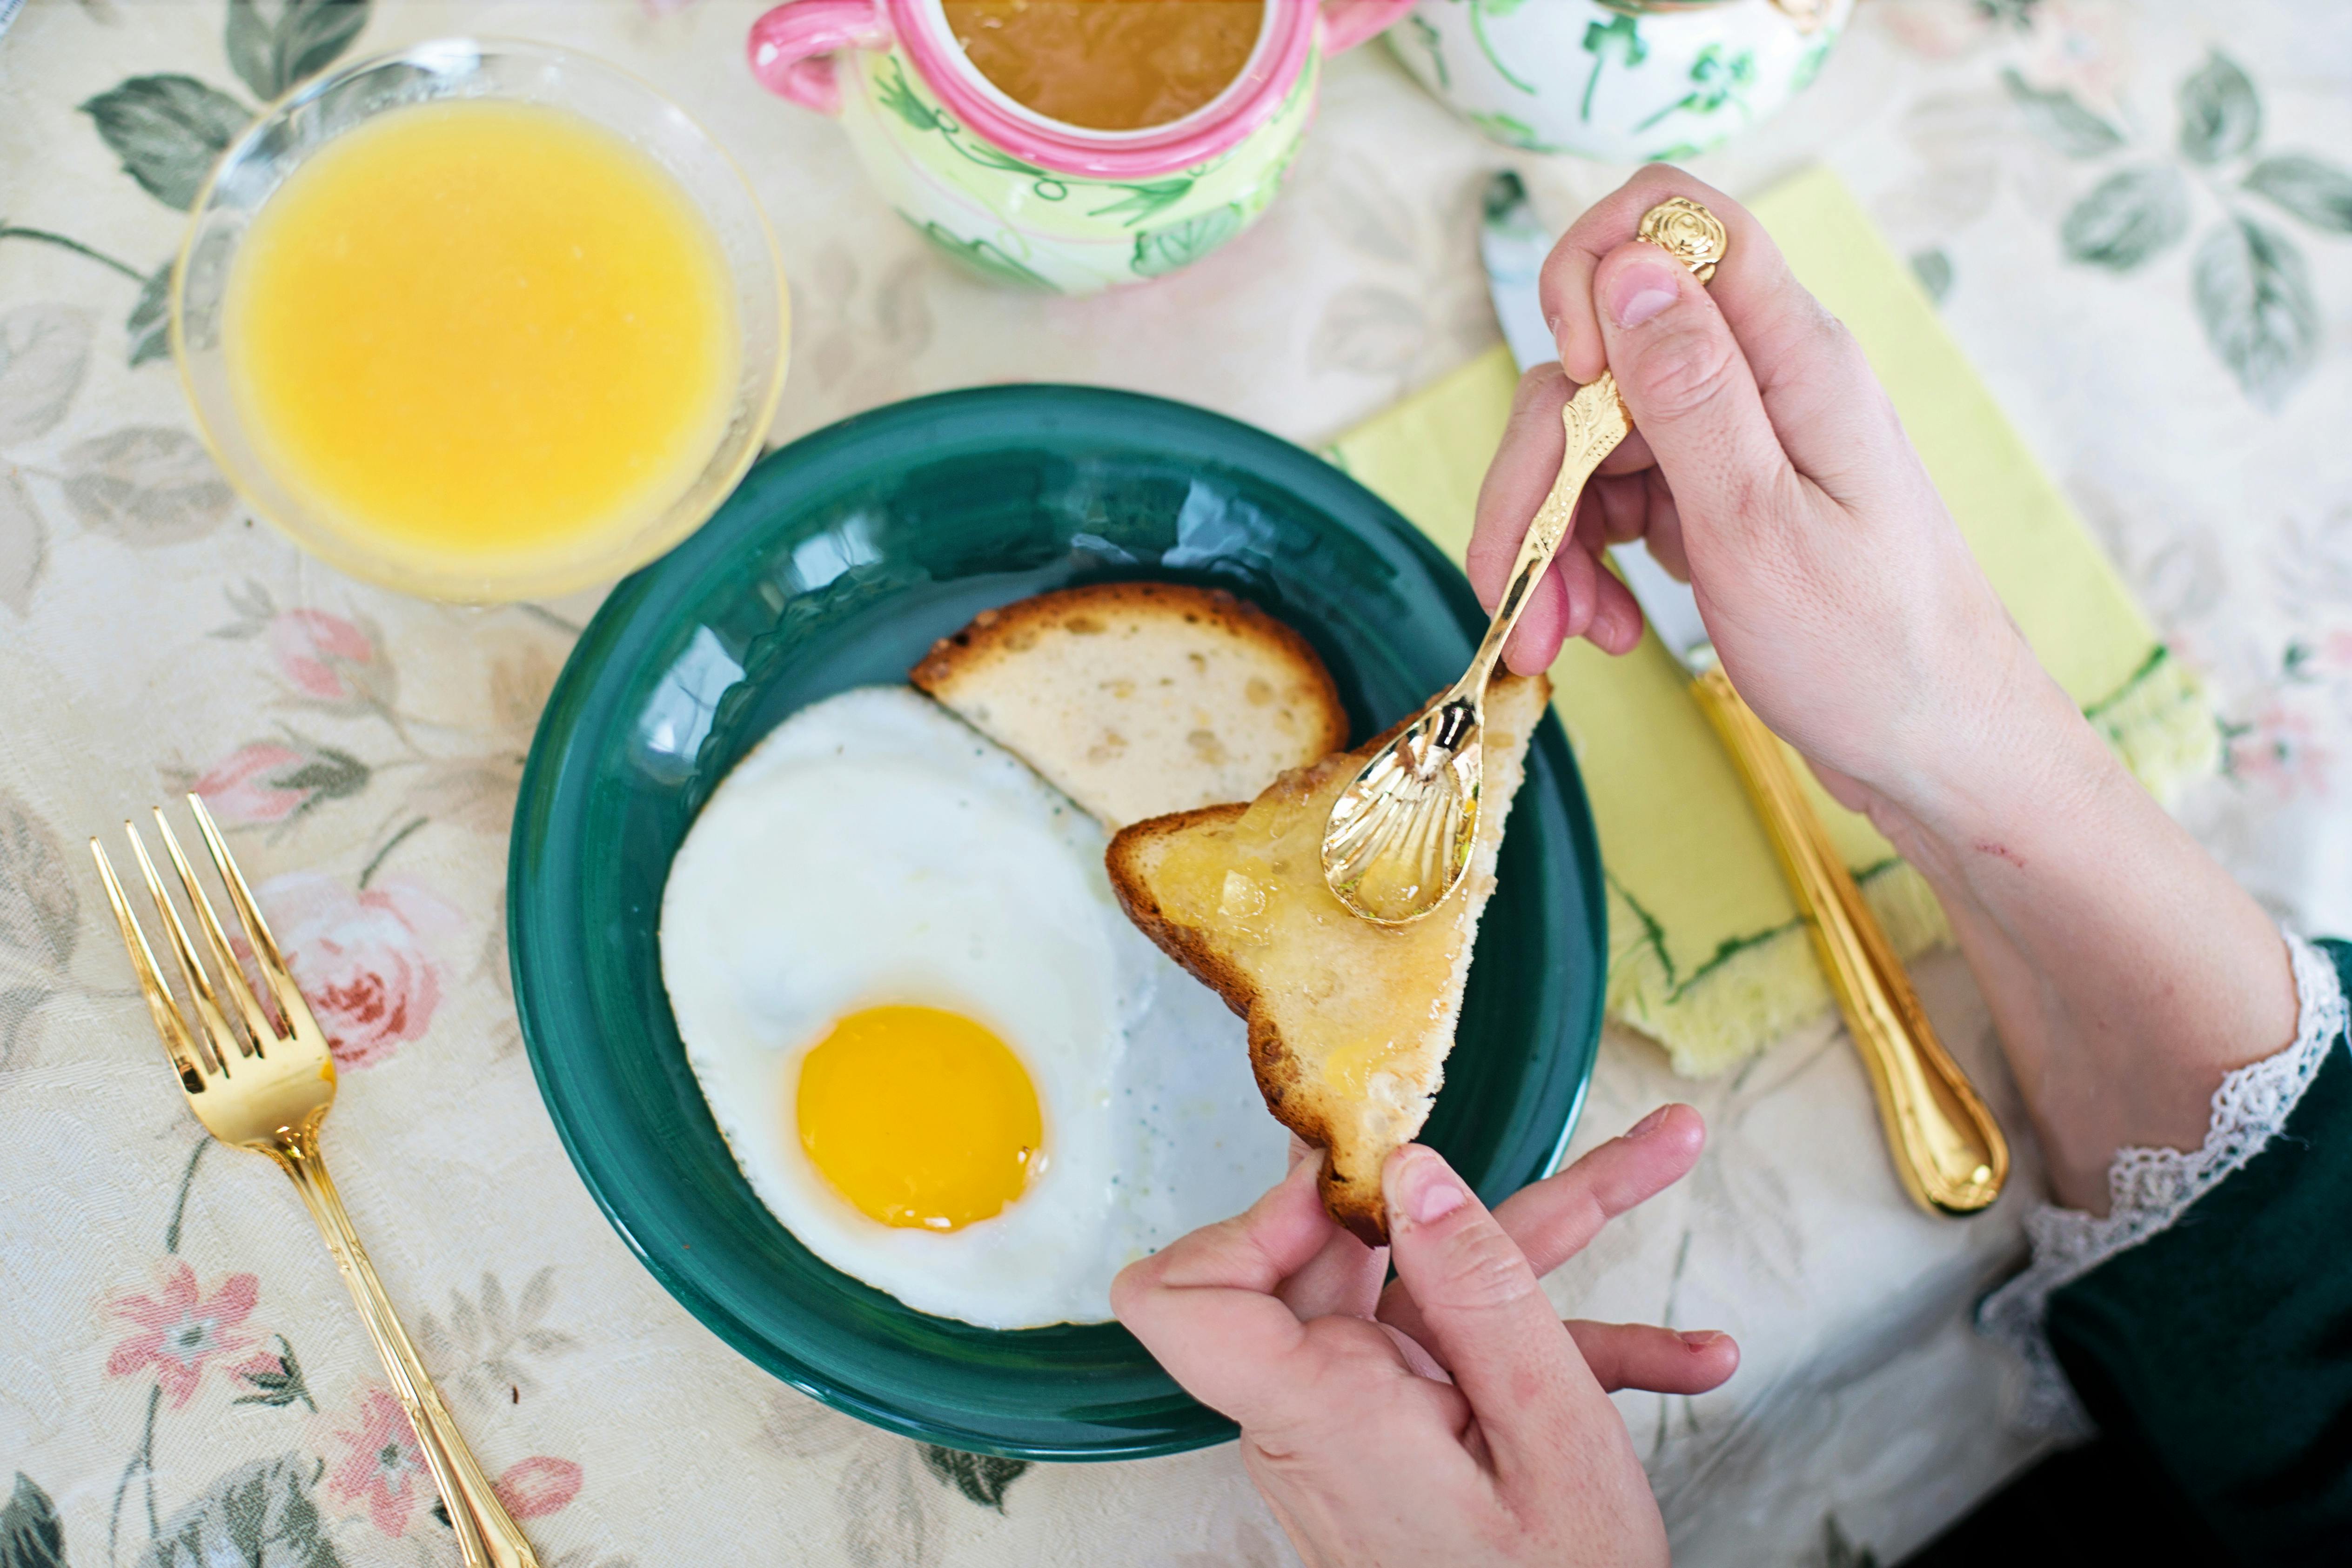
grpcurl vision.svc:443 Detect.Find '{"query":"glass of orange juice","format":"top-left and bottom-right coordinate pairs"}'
top-left (174, 40), bottom-right (790, 603)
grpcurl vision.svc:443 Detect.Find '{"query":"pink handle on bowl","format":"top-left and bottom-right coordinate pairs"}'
top-left (748, 0), bottom-right (893, 116)
top-left (1321, 0), bottom-right (1417, 54)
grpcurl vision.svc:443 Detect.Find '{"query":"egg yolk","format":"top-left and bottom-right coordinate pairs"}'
top-left (795, 1005), bottom-right (1044, 1231)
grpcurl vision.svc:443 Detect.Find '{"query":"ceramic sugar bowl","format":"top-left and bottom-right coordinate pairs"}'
top-left (750, 0), bottom-right (1414, 294)
top-left (1387, 0), bottom-right (1850, 162)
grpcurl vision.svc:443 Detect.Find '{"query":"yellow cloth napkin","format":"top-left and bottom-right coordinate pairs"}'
top-left (1324, 166), bottom-right (2217, 1077)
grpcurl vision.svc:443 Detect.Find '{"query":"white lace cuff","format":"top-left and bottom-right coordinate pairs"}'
top-left (1978, 930), bottom-right (2348, 1434)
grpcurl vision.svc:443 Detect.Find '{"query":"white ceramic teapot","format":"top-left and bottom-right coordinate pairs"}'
top-left (1387, 0), bottom-right (1850, 162)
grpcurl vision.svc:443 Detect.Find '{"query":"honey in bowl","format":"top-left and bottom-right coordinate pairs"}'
top-left (944, 0), bottom-right (1266, 132)
top-left (222, 99), bottom-right (740, 579)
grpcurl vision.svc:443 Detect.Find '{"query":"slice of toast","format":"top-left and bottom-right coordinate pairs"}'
top-left (1106, 673), bottom-right (1551, 1244)
top-left (911, 582), bottom-right (1347, 831)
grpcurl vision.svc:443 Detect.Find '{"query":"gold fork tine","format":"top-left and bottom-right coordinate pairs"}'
top-left (89, 837), bottom-right (210, 1094)
top-left (154, 806), bottom-right (277, 1055)
top-left (186, 793), bottom-right (311, 1036)
top-left (123, 821), bottom-right (239, 1078)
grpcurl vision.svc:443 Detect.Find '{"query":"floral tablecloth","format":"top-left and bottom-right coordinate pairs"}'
top-left (3, 2), bottom-right (2346, 1566)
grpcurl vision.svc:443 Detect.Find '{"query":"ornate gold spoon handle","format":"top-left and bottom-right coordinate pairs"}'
top-left (1464, 375), bottom-right (1632, 697)
top-left (1320, 198), bottom-right (1719, 926)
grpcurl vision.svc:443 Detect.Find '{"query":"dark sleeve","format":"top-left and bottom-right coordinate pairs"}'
top-left (2044, 938), bottom-right (2352, 1567)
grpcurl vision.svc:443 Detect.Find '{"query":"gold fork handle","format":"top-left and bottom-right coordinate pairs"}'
top-left (275, 1133), bottom-right (542, 1568)
top-left (1463, 375), bottom-right (1635, 695)
top-left (1689, 666), bottom-right (2009, 1215)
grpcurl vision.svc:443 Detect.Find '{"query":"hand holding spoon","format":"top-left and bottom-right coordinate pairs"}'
top-left (1321, 197), bottom-right (1729, 925)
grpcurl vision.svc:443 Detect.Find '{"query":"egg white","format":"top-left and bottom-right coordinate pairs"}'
top-left (658, 684), bottom-right (1287, 1329)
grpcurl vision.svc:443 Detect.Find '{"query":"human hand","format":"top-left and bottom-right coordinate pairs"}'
top-left (1113, 1106), bottom-right (1734, 1568)
top-left (1470, 170), bottom-right (2303, 1216)
top-left (1465, 167), bottom-right (2085, 838)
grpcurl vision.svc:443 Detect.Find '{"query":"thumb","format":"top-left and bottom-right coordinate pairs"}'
top-left (1592, 240), bottom-right (1796, 559)
top-left (1383, 1146), bottom-right (1599, 1484)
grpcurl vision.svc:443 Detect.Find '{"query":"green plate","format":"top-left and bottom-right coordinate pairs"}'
top-left (509, 386), bottom-right (1605, 1460)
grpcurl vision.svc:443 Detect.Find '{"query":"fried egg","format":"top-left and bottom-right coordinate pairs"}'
top-left (658, 685), bottom-right (1288, 1329)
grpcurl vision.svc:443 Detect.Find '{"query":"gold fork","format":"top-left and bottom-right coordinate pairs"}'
top-left (91, 796), bottom-right (541, 1568)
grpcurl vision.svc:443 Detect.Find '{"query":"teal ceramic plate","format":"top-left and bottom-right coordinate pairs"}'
top-left (509, 386), bottom-right (1605, 1460)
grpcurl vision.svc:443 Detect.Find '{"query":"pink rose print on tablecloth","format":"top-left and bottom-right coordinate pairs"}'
top-left (194, 739), bottom-right (370, 826)
top-left (494, 1456), bottom-right (583, 1519)
top-left (1874, 0), bottom-right (2129, 109)
top-left (269, 609), bottom-right (389, 705)
top-left (328, 1387), bottom-right (429, 1537)
top-left (256, 872), bottom-right (463, 1069)
top-left (2229, 705), bottom-right (2331, 798)
top-left (106, 1260), bottom-right (259, 1409)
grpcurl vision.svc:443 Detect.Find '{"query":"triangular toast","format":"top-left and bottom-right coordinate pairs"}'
top-left (1106, 674), bottom-right (1551, 1244)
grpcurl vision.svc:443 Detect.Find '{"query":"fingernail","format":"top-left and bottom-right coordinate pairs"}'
top-left (1398, 1151), bottom-right (1467, 1225)
top-left (1625, 1105), bottom-right (1675, 1140)
top-left (1608, 260), bottom-right (1681, 329)
top-left (1680, 1330), bottom-right (1726, 1351)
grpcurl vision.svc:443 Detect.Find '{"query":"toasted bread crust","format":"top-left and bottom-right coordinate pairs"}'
top-left (1106, 680), bottom-right (1548, 1247)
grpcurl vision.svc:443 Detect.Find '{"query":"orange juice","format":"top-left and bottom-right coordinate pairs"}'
top-left (945, 1), bottom-right (1265, 131)
top-left (223, 100), bottom-right (739, 572)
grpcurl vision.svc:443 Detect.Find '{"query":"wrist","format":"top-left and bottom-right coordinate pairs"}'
top-left (1868, 647), bottom-right (2129, 883)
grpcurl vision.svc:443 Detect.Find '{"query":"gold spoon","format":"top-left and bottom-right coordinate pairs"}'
top-left (1321, 196), bottom-right (1729, 925)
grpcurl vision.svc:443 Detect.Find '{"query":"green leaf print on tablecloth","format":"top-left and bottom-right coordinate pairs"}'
top-left (2178, 49), bottom-right (2261, 164)
top-left (2244, 154), bottom-right (2352, 233)
top-left (918, 1447), bottom-right (1028, 1512)
top-left (0, 788), bottom-right (74, 1066)
top-left (2060, 165), bottom-right (2190, 269)
top-left (0, 305), bottom-right (93, 445)
top-left (125, 263), bottom-right (174, 368)
top-left (25, 0), bottom-right (372, 369)
top-left (225, 0), bottom-right (369, 102)
top-left (2195, 217), bottom-right (2319, 409)
top-left (1910, 247), bottom-right (1954, 303)
top-left (229, 1336), bottom-right (317, 1412)
top-left (1132, 206), bottom-right (1243, 278)
top-left (0, 788), bottom-right (77, 970)
top-left (2022, 50), bottom-right (2349, 406)
top-left (137, 1455), bottom-right (342, 1568)
top-left (79, 77), bottom-right (254, 210)
top-left (1, 1473), bottom-right (65, 1568)
top-left (2001, 67), bottom-right (2125, 157)
top-left (0, 474), bottom-right (42, 619)
top-left (59, 428), bottom-right (235, 545)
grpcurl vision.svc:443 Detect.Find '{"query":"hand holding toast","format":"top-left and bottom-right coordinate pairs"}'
top-left (1114, 1106), bottom-right (1733, 1568)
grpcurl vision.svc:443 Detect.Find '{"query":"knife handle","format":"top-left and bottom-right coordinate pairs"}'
top-left (1688, 665), bottom-right (2008, 1215)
